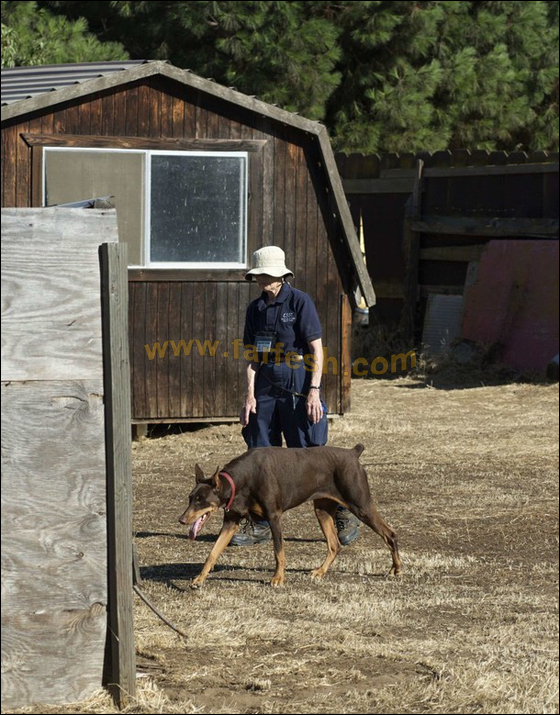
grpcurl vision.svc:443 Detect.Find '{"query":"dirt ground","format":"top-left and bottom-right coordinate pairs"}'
top-left (8, 377), bottom-right (559, 714)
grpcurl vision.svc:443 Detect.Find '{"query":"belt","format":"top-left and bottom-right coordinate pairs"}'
top-left (259, 353), bottom-right (304, 366)
top-left (259, 368), bottom-right (309, 398)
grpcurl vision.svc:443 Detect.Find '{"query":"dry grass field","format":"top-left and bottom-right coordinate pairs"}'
top-left (7, 377), bottom-right (559, 714)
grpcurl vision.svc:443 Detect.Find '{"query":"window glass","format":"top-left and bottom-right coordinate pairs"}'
top-left (149, 153), bottom-right (247, 265)
top-left (44, 149), bottom-right (145, 265)
top-left (43, 148), bottom-right (248, 268)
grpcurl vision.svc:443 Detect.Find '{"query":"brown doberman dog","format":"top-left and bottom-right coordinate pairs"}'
top-left (179, 444), bottom-right (401, 588)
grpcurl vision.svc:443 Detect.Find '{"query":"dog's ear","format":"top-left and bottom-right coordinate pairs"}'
top-left (212, 466), bottom-right (222, 493)
top-left (195, 464), bottom-right (206, 483)
top-left (353, 444), bottom-right (365, 457)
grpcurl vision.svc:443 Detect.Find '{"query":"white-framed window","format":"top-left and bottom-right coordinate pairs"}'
top-left (43, 147), bottom-right (248, 269)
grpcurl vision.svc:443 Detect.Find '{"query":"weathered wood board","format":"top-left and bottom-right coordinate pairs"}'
top-left (1, 209), bottom-right (118, 382)
top-left (1, 208), bottom-right (119, 709)
top-left (1, 380), bottom-right (107, 707)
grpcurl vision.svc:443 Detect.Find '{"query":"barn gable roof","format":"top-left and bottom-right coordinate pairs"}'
top-left (1, 61), bottom-right (375, 306)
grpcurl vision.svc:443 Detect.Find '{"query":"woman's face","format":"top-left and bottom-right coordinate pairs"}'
top-left (255, 274), bottom-right (283, 293)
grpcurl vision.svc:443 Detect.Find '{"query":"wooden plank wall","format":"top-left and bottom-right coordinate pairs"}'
top-left (0, 209), bottom-right (118, 709)
top-left (336, 150), bottom-right (559, 331)
top-left (128, 127), bottom-right (343, 419)
top-left (1, 77), bottom-right (346, 418)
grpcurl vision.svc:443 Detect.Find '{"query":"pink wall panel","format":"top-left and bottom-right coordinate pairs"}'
top-left (462, 240), bottom-right (559, 372)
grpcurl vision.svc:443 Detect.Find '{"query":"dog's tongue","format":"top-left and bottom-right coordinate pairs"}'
top-left (189, 514), bottom-right (207, 541)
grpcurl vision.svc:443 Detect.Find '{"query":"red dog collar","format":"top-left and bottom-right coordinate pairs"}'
top-left (219, 471), bottom-right (236, 511)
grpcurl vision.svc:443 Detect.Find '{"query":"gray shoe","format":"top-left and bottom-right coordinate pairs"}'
top-left (336, 508), bottom-right (361, 546)
top-left (229, 519), bottom-right (272, 547)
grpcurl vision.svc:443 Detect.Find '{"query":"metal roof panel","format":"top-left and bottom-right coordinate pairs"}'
top-left (1, 61), bottom-right (150, 106)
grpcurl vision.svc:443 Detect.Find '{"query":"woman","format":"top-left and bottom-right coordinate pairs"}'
top-left (231, 246), bottom-right (360, 547)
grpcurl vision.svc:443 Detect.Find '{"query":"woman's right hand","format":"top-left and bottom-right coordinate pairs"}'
top-left (241, 395), bottom-right (257, 426)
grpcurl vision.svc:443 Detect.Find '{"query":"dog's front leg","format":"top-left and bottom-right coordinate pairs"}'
top-left (191, 516), bottom-right (239, 589)
top-left (268, 514), bottom-right (286, 587)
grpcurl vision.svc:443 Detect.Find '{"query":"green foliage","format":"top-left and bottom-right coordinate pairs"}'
top-left (324, 1), bottom-right (559, 152)
top-left (41, 1), bottom-right (342, 120)
top-left (1, 1), bottom-right (128, 67)
top-left (7, 1), bottom-right (559, 153)
top-left (214, 3), bottom-right (341, 119)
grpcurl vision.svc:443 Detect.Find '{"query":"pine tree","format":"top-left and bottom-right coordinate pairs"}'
top-left (323, 1), bottom-right (559, 153)
top-left (1, 1), bottom-right (128, 67)
top-left (35, 1), bottom-right (560, 152)
top-left (43, 1), bottom-right (341, 120)
top-left (213, 2), bottom-right (341, 120)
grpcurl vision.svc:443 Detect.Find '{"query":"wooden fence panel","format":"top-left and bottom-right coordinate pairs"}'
top-left (0, 208), bottom-right (128, 710)
top-left (1, 380), bottom-right (106, 707)
top-left (335, 151), bottom-right (559, 333)
top-left (1, 209), bottom-right (118, 382)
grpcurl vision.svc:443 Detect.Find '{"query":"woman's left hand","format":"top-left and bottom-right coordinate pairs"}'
top-left (306, 390), bottom-right (323, 424)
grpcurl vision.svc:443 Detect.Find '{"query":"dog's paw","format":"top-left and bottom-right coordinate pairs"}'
top-left (190, 577), bottom-right (205, 590)
top-left (309, 568), bottom-right (325, 580)
top-left (270, 575), bottom-right (285, 588)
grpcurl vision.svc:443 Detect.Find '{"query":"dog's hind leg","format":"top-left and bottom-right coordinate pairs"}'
top-left (348, 502), bottom-right (402, 577)
top-left (310, 499), bottom-right (341, 580)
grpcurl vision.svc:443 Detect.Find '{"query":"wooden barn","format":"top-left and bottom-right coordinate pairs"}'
top-left (1, 60), bottom-right (375, 425)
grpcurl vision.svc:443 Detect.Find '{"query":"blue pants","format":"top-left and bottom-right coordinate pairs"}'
top-left (242, 361), bottom-right (328, 448)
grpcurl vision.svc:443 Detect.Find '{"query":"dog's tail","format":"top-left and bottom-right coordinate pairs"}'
top-left (353, 444), bottom-right (365, 457)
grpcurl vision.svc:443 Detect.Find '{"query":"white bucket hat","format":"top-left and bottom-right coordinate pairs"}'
top-left (245, 246), bottom-right (294, 281)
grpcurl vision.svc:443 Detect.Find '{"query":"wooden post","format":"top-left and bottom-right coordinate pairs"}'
top-left (132, 423), bottom-right (149, 440)
top-left (340, 293), bottom-right (352, 413)
top-left (401, 160), bottom-right (424, 341)
top-left (100, 242), bottom-right (136, 708)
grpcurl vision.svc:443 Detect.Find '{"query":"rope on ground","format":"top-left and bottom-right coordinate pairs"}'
top-left (133, 584), bottom-right (189, 639)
